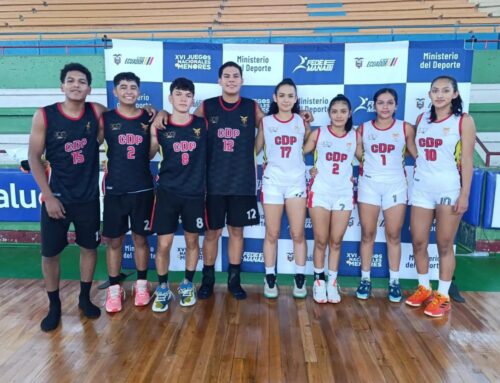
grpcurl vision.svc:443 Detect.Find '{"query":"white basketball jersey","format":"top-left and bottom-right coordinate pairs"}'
top-left (310, 127), bottom-right (356, 194)
top-left (360, 119), bottom-right (407, 183)
top-left (413, 112), bottom-right (463, 192)
top-left (263, 113), bottom-right (306, 186)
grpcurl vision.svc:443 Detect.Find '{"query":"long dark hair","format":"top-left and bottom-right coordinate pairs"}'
top-left (429, 75), bottom-right (463, 122)
top-left (328, 94), bottom-right (353, 132)
top-left (268, 78), bottom-right (301, 115)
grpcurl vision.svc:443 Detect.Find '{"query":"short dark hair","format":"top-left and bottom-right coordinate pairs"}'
top-left (218, 61), bottom-right (243, 78)
top-left (60, 63), bottom-right (92, 85)
top-left (328, 94), bottom-right (353, 132)
top-left (170, 77), bottom-right (195, 94)
top-left (113, 72), bottom-right (140, 87)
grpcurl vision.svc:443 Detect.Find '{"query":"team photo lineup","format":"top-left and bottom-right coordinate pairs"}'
top-left (28, 40), bottom-right (476, 332)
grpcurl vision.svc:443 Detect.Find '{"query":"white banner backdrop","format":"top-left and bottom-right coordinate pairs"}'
top-left (104, 39), bottom-right (472, 279)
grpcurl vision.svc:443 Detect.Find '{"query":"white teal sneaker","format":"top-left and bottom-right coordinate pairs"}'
top-left (293, 274), bottom-right (307, 299)
top-left (264, 274), bottom-right (278, 299)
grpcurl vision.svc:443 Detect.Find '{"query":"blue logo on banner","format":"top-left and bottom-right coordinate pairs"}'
top-left (221, 237), bottom-right (265, 273)
top-left (339, 241), bottom-right (388, 277)
top-left (344, 83), bottom-right (406, 126)
top-left (0, 170), bottom-right (41, 222)
top-left (407, 41), bottom-right (473, 82)
top-left (122, 234), bottom-right (157, 269)
top-left (163, 42), bottom-right (222, 82)
top-left (106, 82), bottom-right (163, 110)
top-left (284, 44), bottom-right (344, 85)
top-left (240, 86), bottom-right (275, 114)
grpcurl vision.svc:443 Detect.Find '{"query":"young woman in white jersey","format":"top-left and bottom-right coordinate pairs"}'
top-left (355, 88), bottom-right (417, 302)
top-left (258, 78), bottom-right (310, 299)
top-left (303, 94), bottom-right (356, 304)
top-left (405, 76), bottom-right (475, 317)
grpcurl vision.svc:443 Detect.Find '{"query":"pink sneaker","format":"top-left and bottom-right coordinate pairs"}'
top-left (133, 279), bottom-right (151, 307)
top-left (105, 284), bottom-right (125, 313)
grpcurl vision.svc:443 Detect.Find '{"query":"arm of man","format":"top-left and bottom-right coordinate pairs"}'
top-left (150, 126), bottom-right (160, 159)
top-left (28, 109), bottom-right (66, 219)
top-left (193, 102), bottom-right (204, 118)
top-left (454, 115), bottom-right (476, 214)
top-left (254, 103), bottom-right (266, 154)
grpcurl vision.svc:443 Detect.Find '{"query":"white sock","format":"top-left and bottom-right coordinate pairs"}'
top-left (265, 266), bottom-right (275, 275)
top-left (417, 273), bottom-right (431, 290)
top-left (328, 270), bottom-right (338, 281)
top-left (437, 280), bottom-right (451, 297)
top-left (295, 263), bottom-right (306, 274)
top-left (361, 270), bottom-right (371, 281)
top-left (389, 269), bottom-right (399, 284)
top-left (313, 267), bottom-right (324, 275)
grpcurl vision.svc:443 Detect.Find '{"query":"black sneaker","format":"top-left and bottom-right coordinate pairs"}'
top-left (228, 268), bottom-right (247, 300)
top-left (198, 266), bottom-right (215, 299)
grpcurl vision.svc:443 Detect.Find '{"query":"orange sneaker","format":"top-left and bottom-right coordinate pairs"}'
top-left (405, 285), bottom-right (432, 307)
top-left (424, 292), bottom-right (451, 317)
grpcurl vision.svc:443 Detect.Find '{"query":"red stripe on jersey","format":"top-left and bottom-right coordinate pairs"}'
top-left (372, 119), bottom-right (396, 131)
top-left (273, 114), bottom-right (294, 124)
top-left (307, 191), bottom-right (314, 209)
top-left (218, 96), bottom-right (241, 111)
top-left (56, 102), bottom-right (85, 121)
top-left (204, 206), bottom-right (210, 231)
top-left (149, 193), bottom-right (158, 229)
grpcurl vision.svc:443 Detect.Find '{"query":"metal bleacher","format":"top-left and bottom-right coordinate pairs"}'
top-left (0, 0), bottom-right (498, 41)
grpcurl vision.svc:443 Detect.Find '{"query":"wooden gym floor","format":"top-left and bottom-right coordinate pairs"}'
top-left (0, 279), bottom-right (499, 382)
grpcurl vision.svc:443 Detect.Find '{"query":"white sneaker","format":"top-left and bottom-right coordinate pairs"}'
top-left (313, 279), bottom-right (327, 303)
top-left (327, 278), bottom-right (341, 303)
top-left (293, 274), bottom-right (307, 298)
top-left (264, 275), bottom-right (278, 299)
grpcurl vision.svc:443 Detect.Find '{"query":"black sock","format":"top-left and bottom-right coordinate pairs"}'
top-left (158, 273), bottom-right (168, 285)
top-left (109, 275), bottom-right (121, 286)
top-left (41, 290), bottom-right (61, 332)
top-left (78, 281), bottom-right (101, 319)
top-left (295, 273), bottom-right (306, 289)
top-left (314, 272), bottom-right (326, 281)
top-left (185, 269), bottom-right (195, 282)
top-left (137, 269), bottom-right (148, 280)
top-left (265, 273), bottom-right (276, 288)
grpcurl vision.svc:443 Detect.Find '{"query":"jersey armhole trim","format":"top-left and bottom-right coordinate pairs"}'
top-left (415, 113), bottom-right (424, 128)
top-left (41, 107), bottom-right (48, 130)
top-left (459, 113), bottom-right (465, 137)
top-left (89, 102), bottom-right (101, 123)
